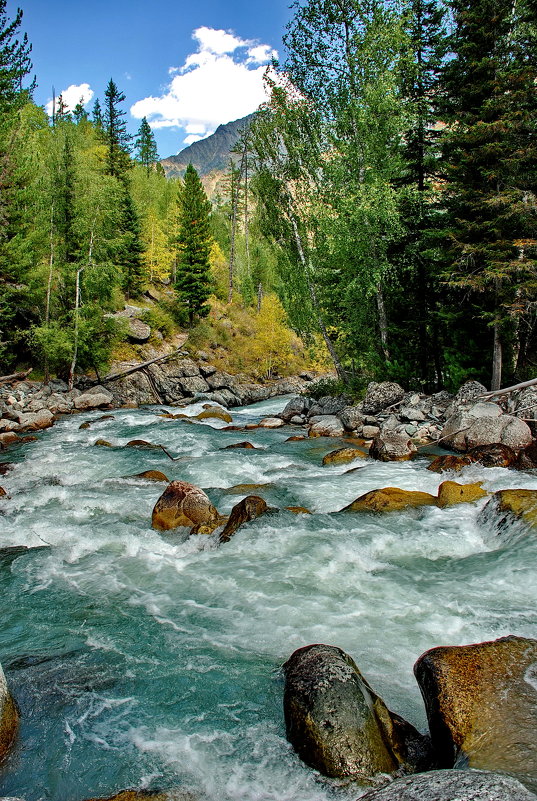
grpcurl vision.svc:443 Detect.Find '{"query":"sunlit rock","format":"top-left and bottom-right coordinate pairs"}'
top-left (369, 432), bottom-right (417, 461)
top-left (441, 403), bottom-right (532, 452)
top-left (219, 495), bottom-right (269, 543)
top-left (341, 487), bottom-right (436, 513)
top-left (436, 481), bottom-right (488, 508)
top-left (359, 768), bottom-right (537, 800)
top-left (283, 644), bottom-right (431, 781)
top-left (414, 635), bottom-right (537, 777)
top-left (152, 481), bottom-right (219, 532)
top-left (14, 409), bottom-right (54, 431)
top-left (93, 439), bottom-right (112, 447)
top-left (221, 441), bottom-right (257, 450)
top-left (308, 416), bottom-right (345, 438)
top-left (481, 488), bottom-right (537, 528)
top-left (322, 447), bottom-right (366, 466)
top-left (195, 407), bottom-right (232, 423)
top-left (127, 470), bottom-right (170, 483)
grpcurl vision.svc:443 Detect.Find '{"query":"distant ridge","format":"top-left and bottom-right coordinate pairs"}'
top-left (160, 114), bottom-right (254, 182)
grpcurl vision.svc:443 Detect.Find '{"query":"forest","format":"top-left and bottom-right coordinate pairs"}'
top-left (0, 0), bottom-right (536, 393)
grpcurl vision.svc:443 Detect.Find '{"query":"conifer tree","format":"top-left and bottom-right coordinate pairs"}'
top-left (174, 164), bottom-right (212, 324)
top-left (103, 78), bottom-right (131, 178)
top-left (73, 99), bottom-right (88, 124)
top-left (117, 182), bottom-right (145, 298)
top-left (0, 0), bottom-right (34, 113)
top-left (92, 97), bottom-right (103, 129)
top-left (134, 117), bottom-right (158, 174)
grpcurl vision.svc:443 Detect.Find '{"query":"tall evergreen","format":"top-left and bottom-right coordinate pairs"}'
top-left (134, 117), bottom-right (158, 174)
top-left (118, 182), bottom-right (145, 298)
top-left (439, 0), bottom-right (537, 388)
top-left (103, 79), bottom-right (131, 178)
top-left (92, 97), bottom-right (104, 129)
top-left (174, 164), bottom-right (212, 324)
top-left (0, 0), bottom-right (34, 113)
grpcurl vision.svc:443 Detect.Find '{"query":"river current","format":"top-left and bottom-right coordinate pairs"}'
top-left (0, 395), bottom-right (536, 800)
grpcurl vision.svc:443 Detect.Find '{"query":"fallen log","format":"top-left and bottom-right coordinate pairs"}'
top-left (85, 349), bottom-right (184, 386)
top-left (479, 376), bottom-right (537, 398)
top-left (0, 368), bottom-right (33, 385)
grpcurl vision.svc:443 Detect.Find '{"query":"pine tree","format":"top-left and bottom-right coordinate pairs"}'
top-left (439, 0), bottom-right (537, 388)
top-left (134, 117), bottom-right (158, 174)
top-left (73, 98), bottom-right (88, 124)
top-left (117, 182), bottom-right (145, 298)
top-left (174, 164), bottom-right (212, 324)
top-left (92, 97), bottom-right (103, 129)
top-left (0, 0), bottom-right (34, 113)
top-left (103, 79), bottom-right (131, 178)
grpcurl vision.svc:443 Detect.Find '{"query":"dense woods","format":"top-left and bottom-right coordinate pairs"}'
top-left (0, 0), bottom-right (535, 391)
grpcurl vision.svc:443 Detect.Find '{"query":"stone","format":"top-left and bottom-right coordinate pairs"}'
top-left (481, 488), bottom-right (537, 529)
top-left (0, 464), bottom-right (13, 476)
top-left (195, 407), bottom-right (232, 423)
top-left (0, 487), bottom-right (6, 498)
top-left (0, 662), bottom-right (18, 759)
top-left (400, 406), bottom-right (426, 422)
top-left (219, 496), bottom-right (269, 543)
top-left (515, 441), bottom-right (537, 470)
top-left (322, 447), bottom-right (366, 466)
top-left (258, 417), bottom-right (285, 428)
top-left (94, 439), bottom-right (113, 447)
top-left (369, 432), bottom-right (417, 462)
top-left (79, 422), bottom-right (91, 430)
top-left (467, 443), bottom-right (518, 467)
top-left (289, 415), bottom-right (304, 424)
top-left (222, 441), bottom-right (257, 450)
top-left (81, 791), bottom-right (170, 801)
top-left (152, 481), bottom-right (220, 532)
top-left (0, 433), bottom-right (20, 447)
top-left (362, 381), bottom-right (405, 415)
top-left (338, 405), bottom-right (365, 431)
top-left (280, 396), bottom-right (311, 422)
top-left (15, 409), bottom-right (54, 431)
top-left (286, 506), bottom-right (311, 514)
top-left (127, 318), bottom-right (151, 342)
top-left (178, 376), bottom-right (210, 396)
top-left (283, 644), bottom-right (430, 781)
top-left (308, 395), bottom-right (348, 417)
top-left (308, 416), bottom-right (345, 438)
top-left (127, 471), bottom-right (170, 482)
top-left (427, 454), bottom-right (475, 473)
top-left (286, 435), bottom-right (305, 442)
top-left (223, 483), bottom-right (273, 494)
top-left (362, 425), bottom-right (381, 439)
top-left (46, 392), bottom-right (73, 413)
top-left (205, 370), bottom-right (236, 390)
top-left (414, 635), bottom-right (537, 778)
top-left (74, 391), bottom-right (113, 411)
top-left (125, 440), bottom-right (161, 450)
top-left (436, 481), bottom-right (488, 508)
top-left (440, 403), bottom-right (532, 452)
top-left (341, 487), bottom-right (436, 513)
top-left (358, 768), bottom-right (537, 800)
top-left (444, 380), bottom-right (488, 420)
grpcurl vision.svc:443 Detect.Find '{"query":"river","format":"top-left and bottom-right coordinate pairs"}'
top-left (0, 396), bottom-right (536, 800)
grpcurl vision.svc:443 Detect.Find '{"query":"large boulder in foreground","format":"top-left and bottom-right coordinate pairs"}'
top-left (359, 768), bottom-right (537, 800)
top-left (151, 481), bottom-right (219, 532)
top-left (441, 402), bottom-right (532, 452)
top-left (369, 433), bottom-right (417, 462)
top-left (414, 635), bottom-right (537, 776)
top-left (341, 487), bottom-right (436, 513)
top-left (283, 644), bottom-right (430, 781)
top-left (0, 663), bottom-right (18, 758)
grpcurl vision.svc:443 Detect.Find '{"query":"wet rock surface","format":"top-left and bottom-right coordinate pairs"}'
top-left (219, 495), bottom-right (270, 543)
top-left (151, 481), bottom-right (219, 532)
top-left (341, 487), bottom-right (437, 513)
top-left (359, 768), bottom-right (537, 800)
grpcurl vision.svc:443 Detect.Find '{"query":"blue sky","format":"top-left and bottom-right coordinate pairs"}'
top-left (7, 0), bottom-right (293, 157)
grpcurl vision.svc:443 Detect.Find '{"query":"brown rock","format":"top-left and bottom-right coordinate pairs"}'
top-left (0, 487), bottom-right (6, 498)
top-left (0, 663), bottom-right (18, 759)
top-left (515, 441), bottom-right (537, 470)
top-left (94, 439), bottom-right (113, 447)
top-left (224, 482), bottom-right (273, 494)
top-left (222, 441), bottom-right (257, 450)
top-left (0, 433), bottom-right (19, 447)
top-left (79, 421), bottom-right (91, 430)
top-left (286, 435), bottom-right (306, 442)
top-left (152, 481), bottom-right (219, 532)
top-left (482, 488), bottom-right (537, 528)
top-left (436, 481), bottom-right (488, 508)
top-left (467, 443), bottom-right (518, 467)
top-left (127, 470), bottom-right (170, 483)
top-left (258, 417), bottom-right (285, 428)
top-left (341, 487), bottom-right (436, 513)
top-left (369, 432), bottom-right (417, 462)
top-left (427, 454), bottom-right (475, 472)
top-left (0, 464), bottom-right (13, 476)
top-left (414, 635), bottom-right (537, 776)
top-left (322, 447), bottom-right (366, 466)
top-left (286, 506), bottom-right (311, 514)
top-left (219, 495), bottom-right (269, 543)
top-left (196, 407), bottom-right (232, 423)
top-left (82, 791), bottom-right (169, 801)
top-left (125, 440), bottom-right (161, 450)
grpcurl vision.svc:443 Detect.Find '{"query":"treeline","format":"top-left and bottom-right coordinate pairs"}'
top-left (245, 0), bottom-right (537, 391)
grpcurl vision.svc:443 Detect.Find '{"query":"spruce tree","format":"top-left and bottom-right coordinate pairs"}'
top-left (0, 0), bottom-right (34, 113)
top-left (118, 182), bottom-right (145, 298)
top-left (174, 164), bottom-right (212, 324)
top-left (92, 97), bottom-right (104, 129)
top-left (103, 79), bottom-right (131, 178)
top-left (135, 117), bottom-right (158, 174)
top-left (439, 0), bottom-right (537, 388)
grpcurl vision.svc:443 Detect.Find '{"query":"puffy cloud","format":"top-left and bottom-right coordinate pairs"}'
top-left (130, 27), bottom-right (277, 147)
top-left (45, 83), bottom-right (93, 115)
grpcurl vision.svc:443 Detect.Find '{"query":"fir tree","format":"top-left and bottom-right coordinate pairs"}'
top-left (117, 182), bottom-right (145, 298)
top-left (92, 97), bottom-right (104, 129)
top-left (0, 0), bottom-right (34, 113)
top-left (134, 117), bottom-right (158, 174)
top-left (103, 78), bottom-right (131, 178)
top-left (73, 98), bottom-right (88, 124)
top-left (174, 164), bottom-right (212, 324)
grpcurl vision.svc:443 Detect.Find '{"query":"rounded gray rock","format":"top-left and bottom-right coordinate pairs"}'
top-left (358, 768), bottom-right (537, 800)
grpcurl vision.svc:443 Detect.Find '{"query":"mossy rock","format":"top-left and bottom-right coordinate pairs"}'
top-left (341, 487), bottom-right (437, 513)
top-left (196, 407), bottom-right (232, 423)
top-left (79, 421), bottom-right (92, 430)
top-left (436, 480), bottom-right (488, 508)
top-left (127, 470), bottom-right (170, 483)
top-left (483, 488), bottom-right (537, 528)
top-left (427, 454), bottom-right (475, 472)
top-left (322, 447), bottom-right (366, 466)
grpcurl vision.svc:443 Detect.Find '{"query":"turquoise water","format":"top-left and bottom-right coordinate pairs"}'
top-left (0, 396), bottom-right (536, 800)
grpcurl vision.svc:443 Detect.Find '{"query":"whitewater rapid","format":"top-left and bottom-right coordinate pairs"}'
top-left (0, 396), bottom-right (536, 800)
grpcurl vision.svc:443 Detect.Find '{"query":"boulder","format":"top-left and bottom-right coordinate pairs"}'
top-left (481, 488), bottom-right (537, 529)
top-left (15, 409), bottom-right (54, 431)
top-left (222, 441), bottom-right (257, 450)
top-left (127, 470), bottom-right (170, 482)
top-left (0, 663), bottom-right (18, 759)
top-left (219, 496), bottom-right (269, 543)
top-left (177, 376), bottom-right (210, 396)
top-left (322, 447), bottom-right (366, 466)
top-left (74, 390), bottom-right (113, 411)
top-left (444, 380), bottom-right (488, 420)
top-left (0, 433), bottom-right (20, 448)
top-left (308, 395), bottom-right (348, 417)
top-left (94, 439), bottom-right (112, 447)
top-left (369, 432), bottom-right (417, 462)
top-left (205, 370), bottom-right (236, 390)
top-left (195, 407), bottom-right (232, 423)
top-left (362, 425), bottom-right (381, 439)
top-left (515, 441), bottom-right (537, 470)
top-left (258, 417), bottom-right (284, 429)
top-left (359, 768), bottom-right (537, 800)
top-left (436, 481), bottom-right (487, 508)
top-left (338, 405), bottom-right (365, 432)
top-left (414, 635), bottom-right (537, 776)
top-left (362, 382), bottom-right (405, 415)
top-left (280, 396), bottom-right (312, 422)
top-left (308, 416), bottom-right (345, 438)
top-left (46, 392), bottom-right (73, 414)
top-left (127, 318), bottom-right (151, 342)
top-left (341, 487), bottom-right (436, 513)
top-left (151, 481), bottom-right (220, 532)
top-left (283, 644), bottom-right (430, 781)
top-left (286, 435), bottom-right (305, 442)
top-left (427, 454), bottom-right (474, 473)
top-left (441, 402), bottom-right (532, 452)
top-left (467, 443), bottom-right (518, 467)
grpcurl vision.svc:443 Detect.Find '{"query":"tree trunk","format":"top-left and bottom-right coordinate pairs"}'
top-left (491, 321), bottom-right (502, 390)
top-left (376, 287), bottom-right (390, 362)
top-left (228, 161), bottom-right (239, 304)
top-left (44, 204), bottom-right (55, 385)
top-left (257, 282), bottom-right (263, 313)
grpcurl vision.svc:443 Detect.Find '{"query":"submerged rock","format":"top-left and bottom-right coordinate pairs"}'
top-left (219, 495), bottom-right (269, 543)
top-left (125, 440), bottom-right (161, 450)
top-left (0, 663), bottom-right (18, 759)
top-left (283, 644), bottom-right (430, 781)
top-left (322, 447), bottom-right (366, 466)
top-left (369, 433), bottom-right (416, 462)
top-left (414, 635), bottom-right (537, 776)
top-left (222, 441), bottom-right (257, 450)
top-left (436, 481), bottom-right (487, 508)
top-left (481, 488), bottom-right (537, 529)
top-left (152, 481), bottom-right (219, 532)
top-left (427, 454), bottom-right (474, 473)
top-left (127, 470), bottom-right (170, 483)
top-left (341, 487), bottom-right (436, 513)
top-left (359, 768), bottom-right (537, 800)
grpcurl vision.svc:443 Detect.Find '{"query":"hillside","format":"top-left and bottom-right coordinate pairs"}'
top-left (160, 114), bottom-right (254, 182)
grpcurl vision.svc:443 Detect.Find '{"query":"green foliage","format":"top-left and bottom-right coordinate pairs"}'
top-left (135, 117), bottom-right (158, 174)
top-left (141, 306), bottom-right (176, 338)
top-left (103, 79), bottom-right (131, 178)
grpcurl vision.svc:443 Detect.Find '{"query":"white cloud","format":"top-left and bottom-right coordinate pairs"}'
top-left (130, 27), bottom-right (277, 147)
top-left (46, 83), bottom-right (94, 115)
